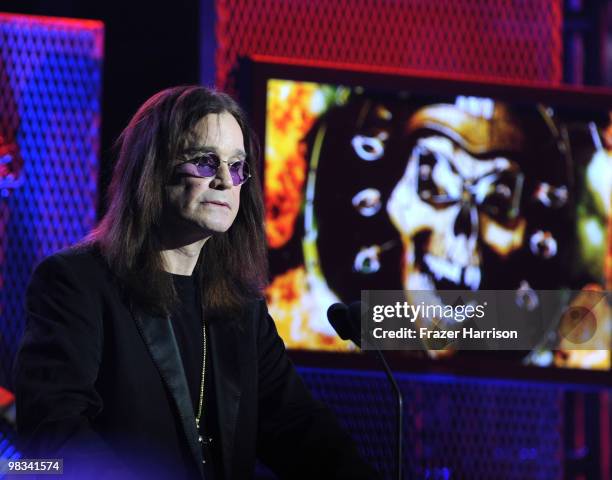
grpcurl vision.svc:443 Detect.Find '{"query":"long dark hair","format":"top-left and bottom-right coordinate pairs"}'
top-left (89, 86), bottom-right (268, 317)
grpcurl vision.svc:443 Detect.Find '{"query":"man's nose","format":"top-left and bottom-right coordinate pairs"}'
top-left (210, 163), bottom-right (233, 189)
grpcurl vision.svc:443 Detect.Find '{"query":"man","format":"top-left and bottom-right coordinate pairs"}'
top-left (14, 86), bottom-right (379, 479)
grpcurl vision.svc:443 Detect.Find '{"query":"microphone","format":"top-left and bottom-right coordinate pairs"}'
top-left (327, 302), bottom-right (353, 342)
top-left (327, 302), bottom-right (403, 480)
top-left (327, 302), bottom-right (361, 347)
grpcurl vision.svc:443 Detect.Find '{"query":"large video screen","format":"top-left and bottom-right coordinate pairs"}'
top-left (248, 60), bottom-right (612, 375)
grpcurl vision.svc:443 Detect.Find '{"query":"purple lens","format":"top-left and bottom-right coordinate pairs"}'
top-left (176, 156), bottom-right (249, 186)
top-left (196, 161), bottom-right (217, 178)
top-left (229, 161), bottom-right (249, 186)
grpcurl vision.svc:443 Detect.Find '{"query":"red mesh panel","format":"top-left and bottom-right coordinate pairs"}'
top-left (216, 0), bottom-right (563, 89)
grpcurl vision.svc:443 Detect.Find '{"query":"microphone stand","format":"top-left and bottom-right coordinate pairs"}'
top-left (372, 349), bottom-right (403, 480)
top-left (328, 303), bottom-right (404, 479)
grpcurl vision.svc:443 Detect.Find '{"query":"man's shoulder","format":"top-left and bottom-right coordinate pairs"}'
top-left (34, 243), bottom-right (110, 282)
top-left (26, 243), bottom-right (118, 308)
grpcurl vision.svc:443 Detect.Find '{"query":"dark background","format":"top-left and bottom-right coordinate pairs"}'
top-left (0, 0), bottom-right (203, 219)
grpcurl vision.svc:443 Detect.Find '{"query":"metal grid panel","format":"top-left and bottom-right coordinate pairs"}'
top-left (0, 13), bottom-right (103, 389)
top-left (216, 0), bottom-right (563, 90)
top-left (298, 368), bottom-right (564, 480)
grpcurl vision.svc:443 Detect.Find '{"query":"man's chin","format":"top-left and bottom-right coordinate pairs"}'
top-left (188, 215), bottom-right (233, 235)
top-left (196, 225), bottom-right (230, 237)
top-left (168, 218), bottom-right (232, 245)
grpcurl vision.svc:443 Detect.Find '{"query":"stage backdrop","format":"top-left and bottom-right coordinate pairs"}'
top-left (0, 13), bottom-right (103, 389)
top-left (215, 0), bottom-right (563, 90)
top-left (213, 2), bottom-right (612, 478)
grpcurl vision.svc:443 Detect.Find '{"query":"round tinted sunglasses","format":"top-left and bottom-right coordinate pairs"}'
top-left (174, 153), bottom-right (251, 186)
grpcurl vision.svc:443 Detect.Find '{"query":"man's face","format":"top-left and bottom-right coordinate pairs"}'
top-left (164, 112), bottom-right (244, 241)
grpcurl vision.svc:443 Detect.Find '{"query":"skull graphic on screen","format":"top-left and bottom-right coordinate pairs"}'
top-left (387, 98), bottom-right (550, 296)
top-left (306, 93), bottom-right (570, 319)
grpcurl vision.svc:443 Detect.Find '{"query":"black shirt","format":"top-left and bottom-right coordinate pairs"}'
top-left (169, 273), bottom-right (223, 479)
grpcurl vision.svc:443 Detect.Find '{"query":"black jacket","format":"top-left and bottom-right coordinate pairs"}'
top-left (14, 247), bottom-right (379, 479)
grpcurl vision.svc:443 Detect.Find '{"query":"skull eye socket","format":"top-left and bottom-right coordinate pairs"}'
top-left (413, 143), bottom-right (524, 220)
top-left (475, 170), bottom-right (523, 220)
top-left (415, 147), bottom-right (459, 205)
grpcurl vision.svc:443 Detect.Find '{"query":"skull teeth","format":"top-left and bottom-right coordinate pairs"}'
top-left (424, 253), bottom-right (461, 284)
top-left (464, 264), bottom-right (481, 291)
top-left (423, 254), bottom-right (481, 290)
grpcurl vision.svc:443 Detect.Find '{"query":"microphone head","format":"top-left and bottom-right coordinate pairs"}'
top-left (348, 301), bottom-right (363, 348)
top-left (327, 303), bottom-right (353, 341)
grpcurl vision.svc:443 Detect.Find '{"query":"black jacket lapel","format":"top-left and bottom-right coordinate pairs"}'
top-left (209, 317), bottom-right (242, 480)
top-left (132, 308), bottom-right (205, 478)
